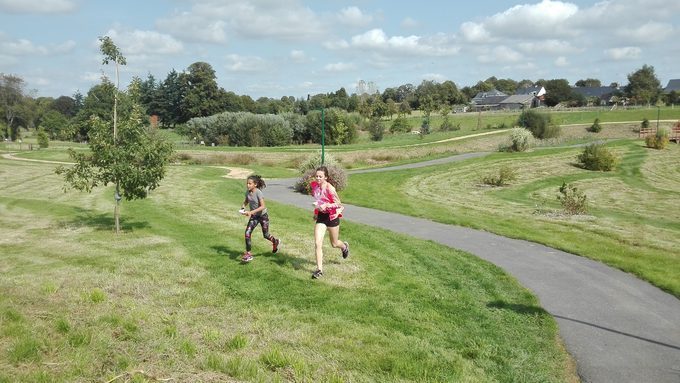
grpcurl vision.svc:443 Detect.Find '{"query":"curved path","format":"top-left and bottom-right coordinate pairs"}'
top-left (265, 154), bottom-right (680, 383)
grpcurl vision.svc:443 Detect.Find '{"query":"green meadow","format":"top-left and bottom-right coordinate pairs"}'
top-left (0, 155), bottom-right (577, 382)
top-left (1, 108), bottom-right (678, 381)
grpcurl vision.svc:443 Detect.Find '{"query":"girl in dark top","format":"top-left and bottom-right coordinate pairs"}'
top-left (240, 175), bottom-right (280, 262)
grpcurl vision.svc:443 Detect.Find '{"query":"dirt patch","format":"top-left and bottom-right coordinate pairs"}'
top-left (214, 166), bottom-right (253, 179)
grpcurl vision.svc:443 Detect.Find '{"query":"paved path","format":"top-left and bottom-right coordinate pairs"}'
top-left (265, 154), bottom-right (680, 383)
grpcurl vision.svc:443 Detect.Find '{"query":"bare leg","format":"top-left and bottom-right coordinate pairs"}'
top-left (314, 223), bottom-right (327, 271)
top-left (327, 225), bottom-right (345, 250)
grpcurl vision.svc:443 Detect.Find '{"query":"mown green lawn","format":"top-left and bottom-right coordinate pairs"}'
top-left (342, 139), bottom-right (680, 297)
top-left (0, 158), bottom-right (577, 382)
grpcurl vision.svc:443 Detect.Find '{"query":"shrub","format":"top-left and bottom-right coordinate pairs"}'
top-left (390, 117), bottom-right (411, 133)
top-left (440, 116), bottom-right (460, 131)
top-left (294, 151), bottom-right (347, 193)
top-left (367, 118), bottom-right (384, 141)
top-left (577, 143), bottom-right (618, 171)
top-left (588, 118), bottom-right (602, 133)
top-left (37, 129), bottom-right (49, 148)
top-left (297, 150), bottom-right (339, 173)
top-left (294, 165), bottom-right (347, 193)
top-left (505, 127), bottom-right (534, 152)
top-left (641, 118), bottom-right (649, 130)
top-left (481, 166), bottom-right (517, 186)
top-left (517, 109), bottom-right (560, 139)
top-left (557, 182), bottom-right (587, 215)
top-left (420, 119), bottom-right (431, 135)
top-left (645, 127), bottom-right (670, 149)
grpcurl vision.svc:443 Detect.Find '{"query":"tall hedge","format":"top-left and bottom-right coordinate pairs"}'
top-left (185, 111), bottom-right (293, 147)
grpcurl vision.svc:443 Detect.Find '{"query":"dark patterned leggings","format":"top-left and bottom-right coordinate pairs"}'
top-left (244, 213), bottom-right (275, 251)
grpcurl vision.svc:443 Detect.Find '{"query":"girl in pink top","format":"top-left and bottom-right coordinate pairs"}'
top-left (310, 166), bottom-right (349, 279)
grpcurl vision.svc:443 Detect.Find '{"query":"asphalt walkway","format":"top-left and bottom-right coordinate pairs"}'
top-left (265, 154), bottom-right (680, 383)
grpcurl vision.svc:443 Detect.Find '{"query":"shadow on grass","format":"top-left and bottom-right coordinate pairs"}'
top-left (211, 245), bottom-right (243, 262)
top-left (210, 244), bottom-right (311, 270)
top-left (487, 300), bottom-right (548, 315)
top-left (67, 209), bottom-right (150, 232)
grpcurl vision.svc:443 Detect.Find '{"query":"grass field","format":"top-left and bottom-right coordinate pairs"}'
top-left (0, 157), bottom-right (578, 382)
top-left (342, 139), bottom-right (680, 297)
top-left (2, 106), bottom-right (678, 381)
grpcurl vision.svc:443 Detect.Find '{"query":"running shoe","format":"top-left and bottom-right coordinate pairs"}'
top-left (272, 238), bottom-right (281, 253)
top-left (311, 269), bottom-right (323, 279)
top-left (341, 241), bottom-right (350, 259)
top-left (241, 252), bottom-right (253, 263)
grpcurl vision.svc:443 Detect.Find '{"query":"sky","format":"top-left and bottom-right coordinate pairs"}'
top-left (1, 0), bottom-right (679, 100)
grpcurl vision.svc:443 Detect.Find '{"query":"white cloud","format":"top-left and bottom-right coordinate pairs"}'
top-left (348, 29), bottom-right (459, 56)
top-left (338, 6), bottom-right (372, 27)
top-left (485, 0), bottom-right (579, 39)
top-left (0, 37), bottom-right (75, 56)
top-left (459, 0), bottom-right (580, 44)
top-left (604, 46), bottom-right (641, 60)
top-left (518, 40), bottom-right (579, 55)
top-left (324, 62), bottom-right (355, 72)
top-left (0, 0), bottom-right (76, 13)
top-left (225, 54), bottom-right (267, 72)
top-left (460, 22), bottom-right (491, 43)
top-left (617, 22), bottom-right (674, 43)
top-left (555, 56), bottom-right (569, 67)
top-left (0, 53), bottom-right (19, 66)
top-left (323, 39), bottom-right (350, 50)
top-left (401, 17), bottom-right (419, 29)
top-left (289, 50), bottom-right (307, 63)
top-left (103, 29), bottom-right (183, 55)
top-left (157, 0), bottom-right (326, 43)
top-left (156, 13), bottom-right (228, 44)
top-left (422, 73), bottom-right (447, 82)
top-left (81, 71), bottom-right (103, 82)
top-left (478, 46), bottom-right (523, 63)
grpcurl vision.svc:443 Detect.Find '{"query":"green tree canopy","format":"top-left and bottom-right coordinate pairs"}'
top-left (181, 61), bottom-right (223, 120)
top-left (625, 64), bottom-right (661, 105)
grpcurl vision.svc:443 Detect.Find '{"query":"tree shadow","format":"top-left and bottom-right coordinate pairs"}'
top-left (67, 209), bottom-right (150, 232)
top-left (487, 300), bottom-right (548, 315)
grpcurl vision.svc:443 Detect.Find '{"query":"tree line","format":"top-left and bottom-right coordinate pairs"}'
top-left (1, 62), bottom-right (675, 144)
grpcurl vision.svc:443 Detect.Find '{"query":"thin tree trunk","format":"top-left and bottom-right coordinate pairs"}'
top-left (114, 183), bottom-right (121, 233)
top-left (113, 59), bottom-right (119, 233)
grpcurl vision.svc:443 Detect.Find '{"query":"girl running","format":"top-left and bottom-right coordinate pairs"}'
top-left (240, 175), bottom-right (280, 263)
top-left (310, 166), bottom-right (349, 279)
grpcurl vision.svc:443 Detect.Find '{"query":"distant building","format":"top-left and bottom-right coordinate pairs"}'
top-left (663, 79), bottom-right (680, 94)
top-left (515, 86), bottom-right (546, 107)
top-left (571, 86), bottom-right (621, 105)
top-left (471, 89), bottom-right (508, 110)
top-left (499, 94), bottom-right (536, 110)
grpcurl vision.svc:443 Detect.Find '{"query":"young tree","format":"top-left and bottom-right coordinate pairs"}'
top-left (57, 37), bottom-right (173, 233)
top-left (0, 73), bottom-right (26, 140)
top-left (625, 64), bottom-right (661, 105)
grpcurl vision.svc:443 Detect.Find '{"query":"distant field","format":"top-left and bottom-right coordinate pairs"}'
top-left (342, 139), bottom-right (680, 297)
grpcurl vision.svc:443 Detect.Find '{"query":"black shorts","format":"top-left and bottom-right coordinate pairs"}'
top-left (316, 212), bottom-right (340, 227)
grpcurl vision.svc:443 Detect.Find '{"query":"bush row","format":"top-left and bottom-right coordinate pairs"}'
top-left (181, 109), bottom-right (360, 147)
